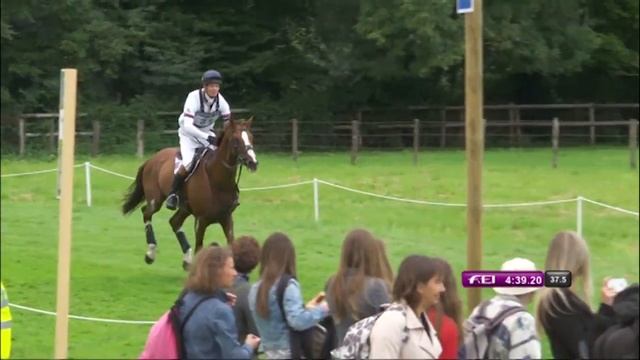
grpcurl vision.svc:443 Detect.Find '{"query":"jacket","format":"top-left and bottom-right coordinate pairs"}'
top-left (248, 277), bottom-right (328, 353)
top-left (369, 301), bottom-right (442, 359)
top-left (233, 274), bottom-right (259, 342)
top-left (180, 290), bottom-right (252, 359)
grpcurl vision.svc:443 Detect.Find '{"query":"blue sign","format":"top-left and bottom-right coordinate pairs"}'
top-left (457, 0), bottom-right (473, 14)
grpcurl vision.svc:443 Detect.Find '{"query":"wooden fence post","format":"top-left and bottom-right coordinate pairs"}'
top-left (515, 106), bottom-right (522, 146)
top-left (508, 103), bottom-right (515, 147)
top-left (351, 120), bottom-right (359, 165)
top-left (91, 120), bottom-right (100, 156)
top-left (630, 119), bottom-right (638, 169)
top-left (49, 118), bottom-right (56, 153)
top-left (552, 117), bottom-right (559, 168)
top-left (413, 118), bottom-right (420, 165)
top-left (136, 119), bottom-right (144, 158)
top-left (440, 108), bottom-right (447, 148)
top-left (19, 118), bottom-right (25, 156)
top-left (291, 118), bottom-right (298, 161)
top-left (589, 104), bottom-right (596, 145)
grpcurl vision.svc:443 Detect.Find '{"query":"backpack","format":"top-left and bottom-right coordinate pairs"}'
top-left (275, 274), bottom-right (330, 360)
top-left (139, 293), bottom-right (214, 360)
top-left (330, 303), bottom-right (407, 360)
top-left (458, 300), bottom-right (525, 360)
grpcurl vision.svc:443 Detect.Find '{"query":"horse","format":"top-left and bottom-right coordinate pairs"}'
top-left (121, 117), bottom-right (258, 269)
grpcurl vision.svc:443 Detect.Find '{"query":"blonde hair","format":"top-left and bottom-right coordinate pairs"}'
top-left (537, 231), bottom-right (592, 330)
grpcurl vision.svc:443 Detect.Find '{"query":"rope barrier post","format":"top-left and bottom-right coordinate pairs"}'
top-left (54, 68), bottom-right (77, 360)
top-left (576, 196), bottom-right (583, 237)
top-left (313, 178), bottom-right (319, 222)
top-left (85, 162), bottom-right (92, 207)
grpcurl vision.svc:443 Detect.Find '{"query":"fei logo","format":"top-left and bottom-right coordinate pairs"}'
top-left (468, 274), bottom-right (496, 285)
top-left (462, 271), bottom-right (498, 287)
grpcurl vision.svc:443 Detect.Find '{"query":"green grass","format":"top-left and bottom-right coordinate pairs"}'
top-left (1, 147), bottom-right (638, 359)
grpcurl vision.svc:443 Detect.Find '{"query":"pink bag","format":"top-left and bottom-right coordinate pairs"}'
top-left (139, 312), bottom-right (179, 360)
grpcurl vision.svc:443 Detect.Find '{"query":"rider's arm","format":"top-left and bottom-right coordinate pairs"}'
top-left (180, 91), bottom-right (210, 142)
top-left (218, 94), bottom-right (231, 121)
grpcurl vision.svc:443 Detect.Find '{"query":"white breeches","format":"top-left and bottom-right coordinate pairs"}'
top-left (178, 134), bottom-right (205, 170)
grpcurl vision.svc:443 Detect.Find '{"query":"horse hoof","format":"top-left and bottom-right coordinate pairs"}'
top-left (145, 254), bottom-right (155, 264)
top-left (182, 261), bottom-right (191, 271)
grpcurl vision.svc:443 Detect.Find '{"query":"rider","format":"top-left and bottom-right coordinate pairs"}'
top-left (165, 69), bottom-right (232, 210)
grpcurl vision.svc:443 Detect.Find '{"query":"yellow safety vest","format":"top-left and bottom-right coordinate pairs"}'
top-left (1, 282), bottom-right (11, 359)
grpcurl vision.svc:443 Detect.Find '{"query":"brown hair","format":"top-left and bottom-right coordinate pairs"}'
top-left (330, 229), bottom-right (389, 321)
top-left (256, 232), bottom-right (297, 318)
top-left (231, 235), bottom-right (261, 274)
top-left (431, 258), bottom-right (462, 338)
top-left (374, 238), bottom-right (394, 288)
top-left (393, 255), bottom-right (442, 310)
top-left (184, 246), bottom-right (233, 294)
top-left (537, 231), bottom-right (592, 331)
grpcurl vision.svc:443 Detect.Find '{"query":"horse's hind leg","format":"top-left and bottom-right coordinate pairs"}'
top-left (194, 217), bottom-right (212, 254)
top-left (142, 200), bottom-right (159, 264)
top-left (220, 214), bottom-right (235, 245)
top-left (169, 209), bottom-right (193, 271)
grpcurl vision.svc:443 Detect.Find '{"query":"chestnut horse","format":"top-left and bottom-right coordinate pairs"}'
top-left (122, 118), bottom-right (258, 269)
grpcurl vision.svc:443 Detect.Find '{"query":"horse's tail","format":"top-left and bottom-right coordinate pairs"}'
top-left (122, 164), bottom-right (146, 215)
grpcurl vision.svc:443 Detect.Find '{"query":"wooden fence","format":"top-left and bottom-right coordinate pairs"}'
top-left (10, 103), bottom-right (639, 168)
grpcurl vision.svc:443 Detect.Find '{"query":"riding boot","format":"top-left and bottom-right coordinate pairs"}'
top-left (166, 172), bottom-right (187, 210)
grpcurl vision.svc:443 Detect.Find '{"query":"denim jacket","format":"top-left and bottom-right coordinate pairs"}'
top-left (248, 277), bottom-right (328, 352)
top-left (180, 290), bottom-right (253, 359)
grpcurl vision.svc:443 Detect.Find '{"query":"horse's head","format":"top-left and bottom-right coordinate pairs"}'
top-left (222, 117), bottom-right (258, 172)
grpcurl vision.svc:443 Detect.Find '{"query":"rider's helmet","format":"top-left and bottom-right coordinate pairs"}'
top-left (202, 70), bottom-right (223, 85)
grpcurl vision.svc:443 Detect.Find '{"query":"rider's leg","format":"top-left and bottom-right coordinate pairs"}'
top-left (166, 139), bottom-right (195, 210)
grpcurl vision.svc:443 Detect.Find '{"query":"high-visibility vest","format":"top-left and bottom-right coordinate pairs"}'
top-left (1, 282), bottom-right (11, 359)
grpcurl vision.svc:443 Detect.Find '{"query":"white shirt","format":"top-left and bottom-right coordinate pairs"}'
top-left (178, 89), bottom-right (231, 142)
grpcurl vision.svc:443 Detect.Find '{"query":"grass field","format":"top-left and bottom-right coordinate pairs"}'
top-left (1, 147), bottom-right (638, 359)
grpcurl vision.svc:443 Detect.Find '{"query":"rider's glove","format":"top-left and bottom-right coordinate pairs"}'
top-left (207, 135), bottom-right (216, 145)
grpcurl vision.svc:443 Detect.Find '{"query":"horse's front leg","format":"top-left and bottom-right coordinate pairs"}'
top-left (194, 217), bottom-right (211, 254)
top-left (220, 214), bottom-right (234, 245)
top-left (169, 208), bottom-right (192, 271)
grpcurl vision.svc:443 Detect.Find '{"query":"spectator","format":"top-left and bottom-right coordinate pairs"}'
top-left (460, 257), bottom-right (541, 359)
top-left (536, 231), bottom-right (616, 359)
top-left (231, 235), bottom-right (262, 342)
top-left (373, 238), bottom-right (394, 288)
top-left (325, 229), bottom-right (393, 347)
top-left (180, 246), bottom-right (260, 359)
top-left (248, 232), bottom-right (329, 359)
top-left (369, 255), bottom-right (444, 359)
top-left (427, 258), bottom-right (462, 360)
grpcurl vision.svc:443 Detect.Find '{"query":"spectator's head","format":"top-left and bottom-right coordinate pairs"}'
top-left (184, 246), bottom-right (236, 294)
top-left (537, 231), bottom-right (592, 330)
top-left (331, 228), bottom-right (386, 321)
top-left (231, 235), bottom-right (261, 275)
top-left (544, 231), bottom-right (592, 300)
top-left (431, 258), bottom-right (462, 336)
top-left (393, 255), bottom-right (445, 312)
top-left (256, 232), bottom-right (296, 317)
top-left (493, 257), bottom-right (538, 304)
top-left (373, 238), bottom-right (394, 287)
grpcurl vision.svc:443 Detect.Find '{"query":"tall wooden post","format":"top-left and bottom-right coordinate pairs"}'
top-left (413, 118), bottom-right (420, 165)
top-left (440, 108), bottom-right (447, 148)
top-left (630, 119), bottom-right (638, 169)
top-left (464, 0), bottom-right (484, 312)
top-left (589, 104), bottom-right (596, 145)
top-left (292, 119), bottom-right (299, 161)
top-left (54, 68), bottom-right (77, 359)
top-left (91, 120), bottom-right (100, 156)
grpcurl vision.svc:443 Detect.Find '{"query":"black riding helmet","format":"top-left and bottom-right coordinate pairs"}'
top-left (202, 70), bottom-right (222, 85)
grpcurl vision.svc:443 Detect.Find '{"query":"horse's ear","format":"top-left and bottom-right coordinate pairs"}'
top-left (246, 116), bottom-right (254, 128)
top-left (227, 117), bottom-right (236, 129)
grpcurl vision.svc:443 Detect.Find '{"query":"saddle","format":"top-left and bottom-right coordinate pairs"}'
top-left (175, 147), bottom-right (213, 183)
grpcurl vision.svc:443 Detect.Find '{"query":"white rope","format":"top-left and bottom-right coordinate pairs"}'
top-left (89, 164), bottom-right (135, 180)
top-left (241, 180), bottom-right (314, 191)
top-left (317, 179), bottom-right (578, 208)
top-left (9, 303), bottom-right (155, 325)
top-left (0, 163), bottom-right (84, 178)
top-left (581, 197), bottom-right (639, 217)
